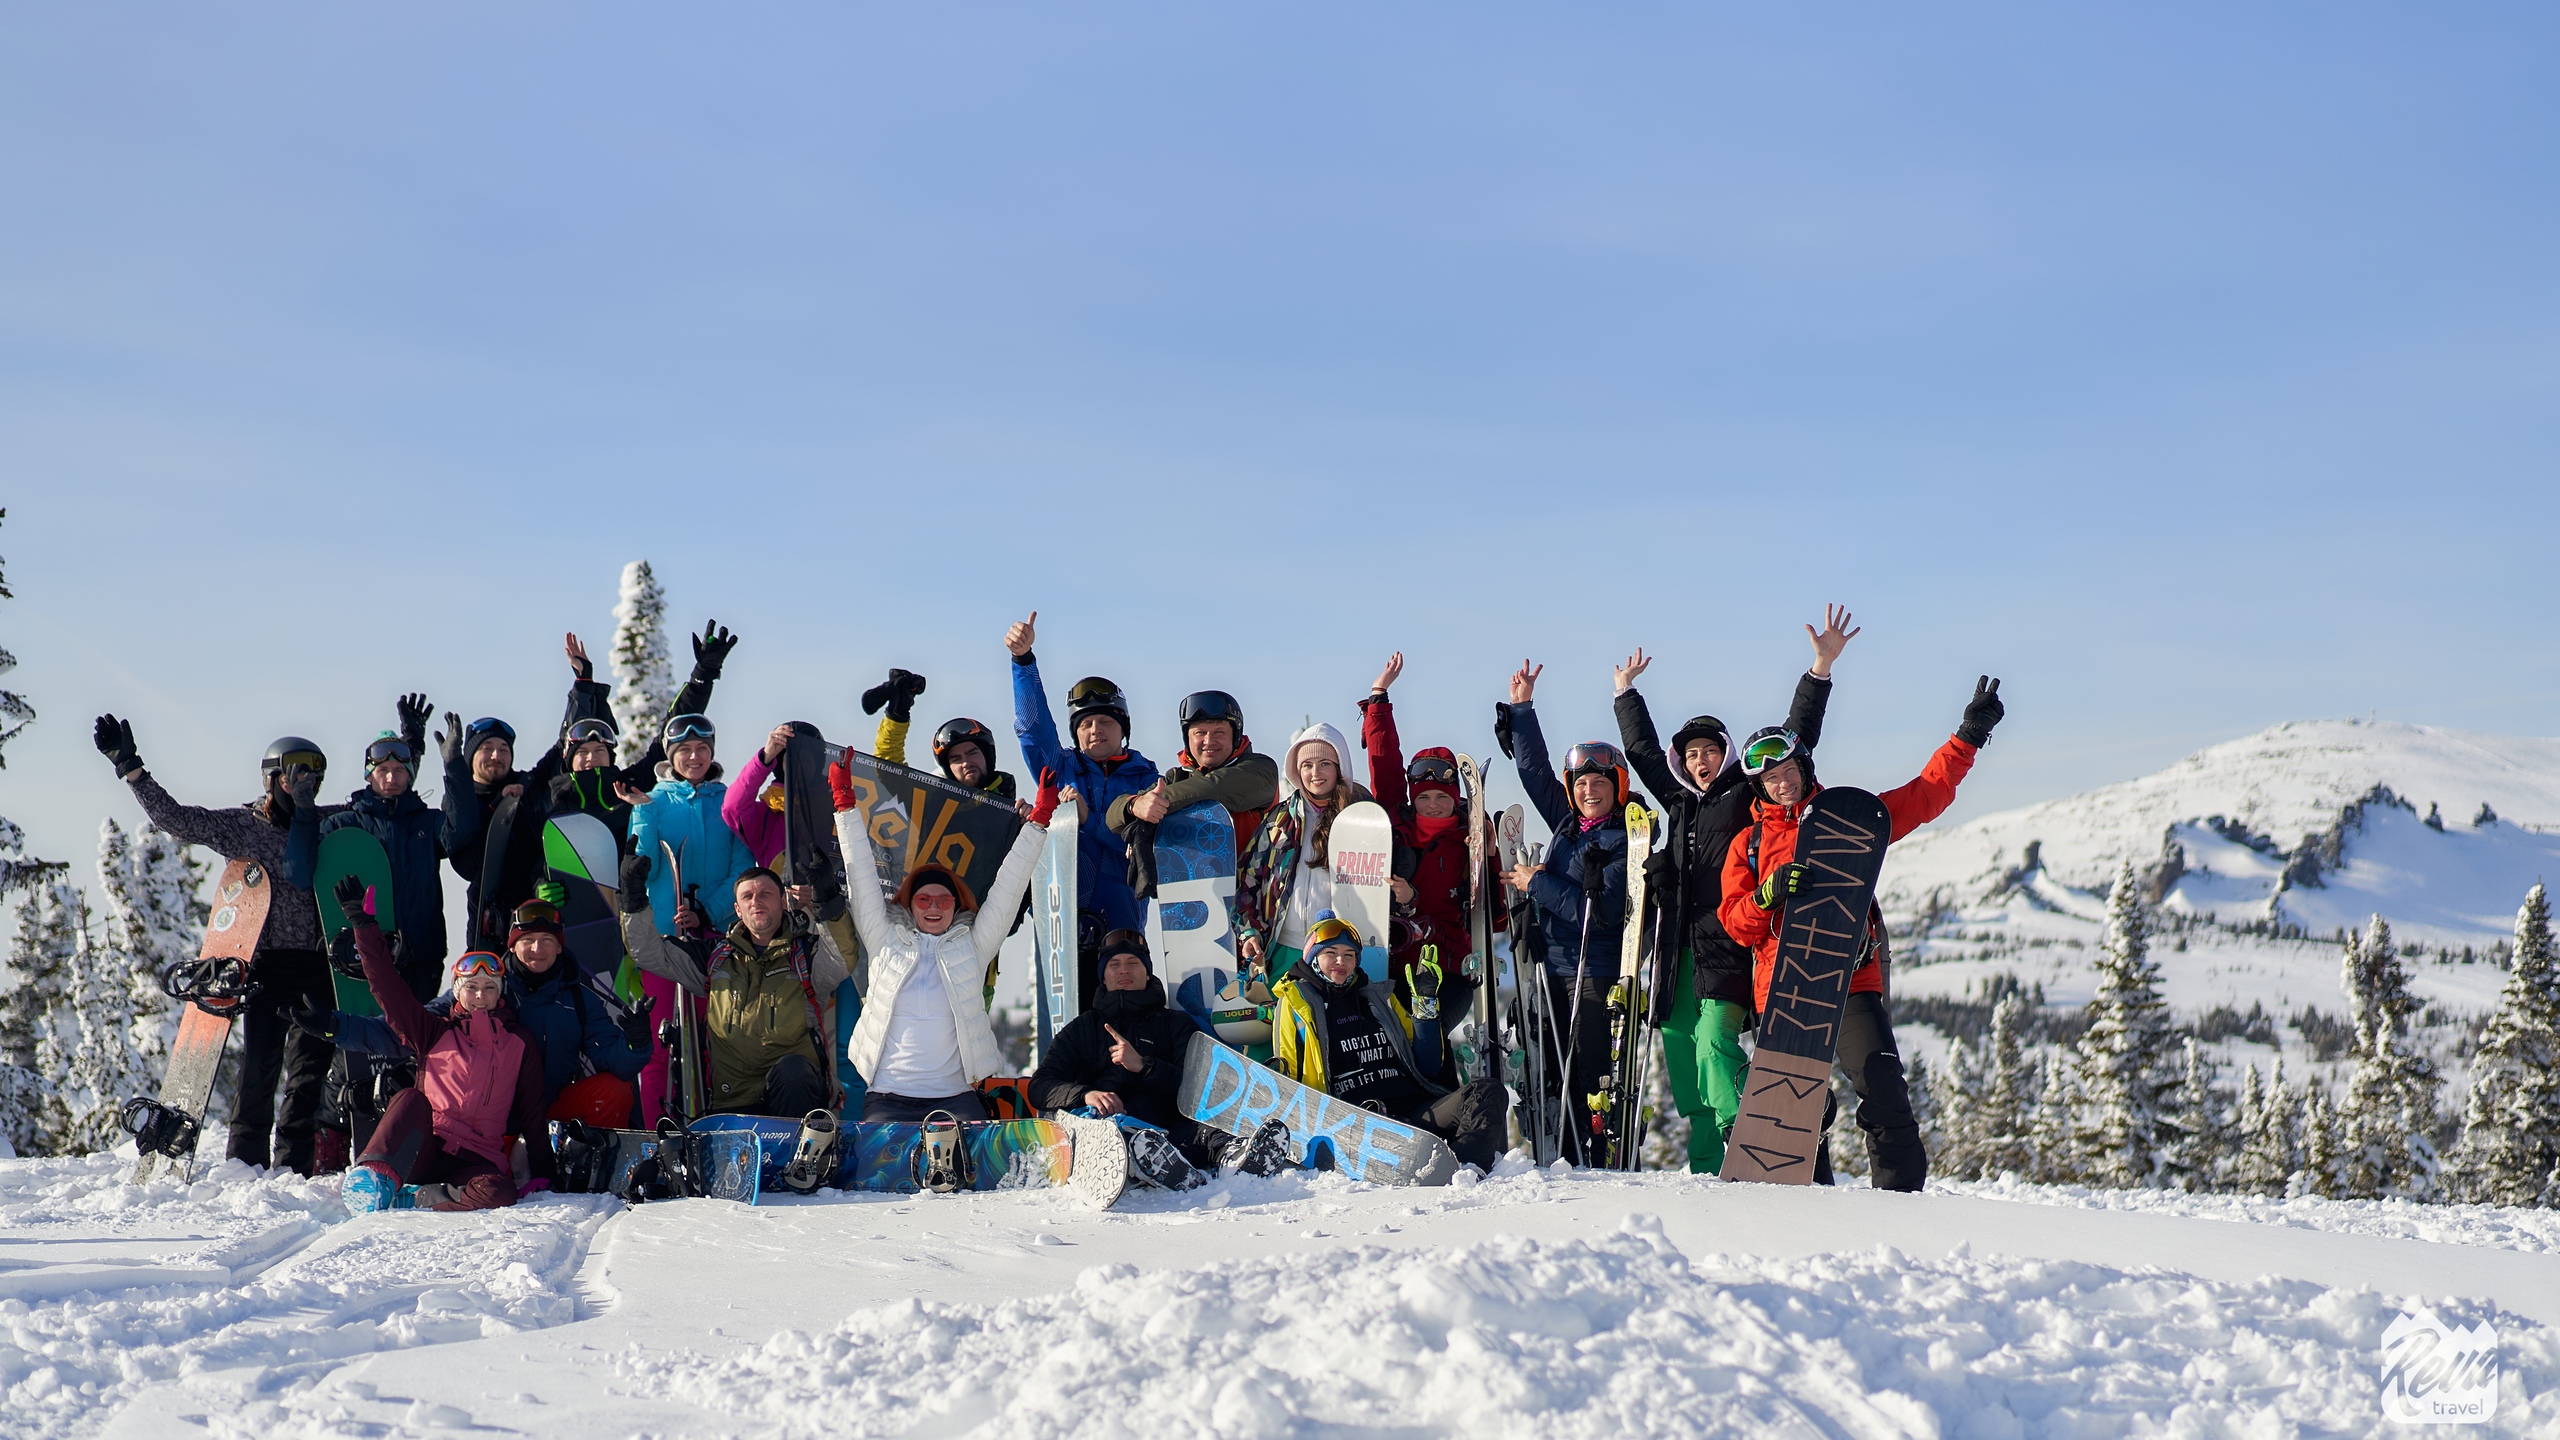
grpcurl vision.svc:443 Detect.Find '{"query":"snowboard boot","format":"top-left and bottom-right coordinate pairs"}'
top-left (1219, 1119), bottom-right (1293, 1178)
top-left (1124, 1126), bottom-right (1203, 1190)
top-left (653, 1119), bottom-right (707, 1198)
top-left (781, 1109), bottom-right (842, 1195)
top-left (341, 1161), bottom-right (413, 1213)
top-left (551, 1120), bottom-right (610, 1194)
top-left (913, 1111), bottom-right (972, 1194)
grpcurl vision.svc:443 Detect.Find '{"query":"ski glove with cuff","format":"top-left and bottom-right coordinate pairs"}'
top-left (860, 668), bottom-right (928, 724)
top-left (1028, 769), bottom-right (1064, 828)
top-left (333, 875), bottom-right (374, 923)
top-left (616, 855), bottom-right (654, 912)
top-left (286, 767), bottom-right (323, 807)
top-left (690, 621), bottom-right (739, 681)
top-left (616, 995), bottom-right (656, 1052)
top-left (396, 693), bottom-right (432, 758)
top-left (1956, 676), bottom-right (2004, 747)
top-left (1581, 847), bottom-right (1610, 896)
top-left (284, 997), bottom-right (337, 1044)
top-left (435, 713), bottom-right (466, 767)
top-left (828, 755), bottom-right (860, 812)
top-left (1753, 860), bottom-right (1810, 911)
top-left (93, 715), bottom-right (144, 780)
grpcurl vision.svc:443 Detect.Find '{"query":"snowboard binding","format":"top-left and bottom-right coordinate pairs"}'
top-left (618, 1120), bottom-right (709, 1204)
top-left (157, 957), bottom-right (257, 1014)
top-left (913, 1110), bottom-right (972, 1194)
top-left (1123, 1125), bottom-right (1204, 1191)
top-left (118, 1096), bottom-right (202, 1163)
top-left (1219, 1118), bottom-right (1293, 1178)
top-left (551, 1120), bottom-right (611, 1194)
top-left (781, 1109), bottom-right (841, 1195)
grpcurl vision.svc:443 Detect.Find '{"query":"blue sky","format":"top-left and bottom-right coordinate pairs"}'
top-left (6, 3), bottom-right (2557, 887)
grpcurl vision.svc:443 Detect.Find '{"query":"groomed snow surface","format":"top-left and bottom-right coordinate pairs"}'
top-left (3, 1146), bottom-right (2555, 1437)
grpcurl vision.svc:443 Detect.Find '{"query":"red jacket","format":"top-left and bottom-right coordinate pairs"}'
top-left (1718, 737), bottom-right (1977, 1014)
top-left (1359, 694), bottom-right (1476, 980)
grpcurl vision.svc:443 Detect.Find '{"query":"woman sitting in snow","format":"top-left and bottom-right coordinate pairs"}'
top-left (335, 876), bottom-right (555, 1212)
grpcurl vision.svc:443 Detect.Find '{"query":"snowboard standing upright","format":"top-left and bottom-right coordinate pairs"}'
top-left (1326, 800), bottom-right (1394, 983)
top-left (1176, 1031), bottom-right (1458, 1186)
top-left (1029, 795), bottom-right (1080, 1063)
top-left (1719, 787), bottom-right (1892, 1185)
top-left (1596, 801), bottom-right (1654, 1169)
top-left (542, 811), bottom-right (642, 1009)
top-left (1144, 802), bottom-right (1262, 1045)
top-left (315, 828), bottom-right (395, 1018)
top-left (127, 857), bottom-right (272, 1183)
top-left (780, 724), bottom-right (846, 917)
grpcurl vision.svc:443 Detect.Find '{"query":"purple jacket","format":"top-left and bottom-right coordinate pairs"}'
top-left (720, 750), bottom-right (785, 866)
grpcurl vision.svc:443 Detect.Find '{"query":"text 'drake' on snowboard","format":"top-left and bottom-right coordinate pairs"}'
top-left (129, 857), bottom-right (271, 1183)
top-left (1719, 787), bottom-right (1890, 1185)
top-left (1176, 1032), bottom-right (1458, 1186)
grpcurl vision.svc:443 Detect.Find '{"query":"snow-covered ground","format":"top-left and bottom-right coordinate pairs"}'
top-left (0, 1143), bottom-right (2546, 1436)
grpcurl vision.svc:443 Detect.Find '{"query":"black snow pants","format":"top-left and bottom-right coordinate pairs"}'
top-left (229, 946), bottom-right (334, 1172)
top-left (1812, 990), bottom-right (1927, 1192)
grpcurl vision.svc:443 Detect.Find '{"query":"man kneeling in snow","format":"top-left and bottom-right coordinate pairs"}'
top-left (617, 862), bottom-right (845, 1120)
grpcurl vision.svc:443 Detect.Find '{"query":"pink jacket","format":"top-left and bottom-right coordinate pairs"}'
top-left (355, 920), bottom-right (554, 1179)
top-left (721, 750), bottom-right (785, 866)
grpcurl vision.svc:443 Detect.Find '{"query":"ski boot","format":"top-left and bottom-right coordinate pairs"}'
top-left (781, 1109), bottom-right (841, 1194)
top-left (1124, 1126), bottom-right (1203, 1190)
top-left (341, 1162), bottom-right (415, 1213)
top-left (1219, 1119), bottom-right (1293, 1178)
top-left (913, 1110), bottom-right (972, 1193)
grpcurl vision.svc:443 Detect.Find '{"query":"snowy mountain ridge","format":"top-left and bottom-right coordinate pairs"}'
top-left (1883, 718), bottom-right (2560, 949)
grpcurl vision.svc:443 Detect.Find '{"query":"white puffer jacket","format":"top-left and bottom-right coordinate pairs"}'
top-left (839, 809), bottom-right (1044, 1087)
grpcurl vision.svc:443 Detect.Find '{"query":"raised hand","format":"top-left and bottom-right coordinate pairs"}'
top-left (1613, 648), bottom-right (1650, 693)
top-left (1005, 610), bottom-right (1038, 658)
top-left (396, 693), bottom-right (433, 746)
top-left (1129, 777), bottom-right (1171, 825)
top-left (763, 722), bottom-right (795, 764)
top-left (285, 767), bottom-right (323, 807)
top-left (92, 715), bottom-right (142, 779)
top-left (1807, 605), bottom-right (1860, 678)
top-left (1508, 660), bottom-right (1543, 706)
top-left (332, 874), bottom-right (371, 920)
top-left (1957, 676), bottom-right (2005, 747)
top-left (613, 780), bottom-right (654, 808)
top-left (564, 633), bottom-right (592, 681)
top-left (691, 621), bottom-right (739, 679)
top-left (1371, 652), bottom-right (1404, 695)
top-left (435, 711), bottom-right (466, 767)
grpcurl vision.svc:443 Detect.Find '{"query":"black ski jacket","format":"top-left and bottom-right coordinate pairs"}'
top-left (1615, 671), bottom-right (1830, 1010)
top-left (1027, 978), bottom-right (1203, 1131)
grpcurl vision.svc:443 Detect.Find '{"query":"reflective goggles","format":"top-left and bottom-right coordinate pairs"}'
top-left (364, 737), bottom-right (417, 770)
top-left (1177, 690), bottom-right (1243, 730)
top-left (1561, 741), bottom-right (1625, 777)
top-left (1303, 913), bottom-right (1366, 954)
top-left (1739, 729), bottom-right (1801, 776)
top-left (274, 749), bottom-right (326, 775)
top-left (453, 951), bottom-right (506, 979)
top-left (662, 713), bottom-right (717, 745)
top-left (1068, 676), bottom-right (1127, 710)
top-left (564, 718), bottom-right (617, 748)
top-left (1406, 754), bottom-right (1460, 787)
top-left (468, 717), bottom-right (517, 745)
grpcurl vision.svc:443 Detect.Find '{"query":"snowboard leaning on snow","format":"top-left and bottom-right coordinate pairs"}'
top-left (1719, 786), bottom-right (1891, 1186)
top-left (1176, 1031), bottom-right (1459, 1186)
top-left (1146, 802), bottom-right (1263, 1045)
top-left (1326, 800), bottom-right (1395, 983)
top-left (130, 857), bottom-right (272, 1183)
top-left (553, 1123), bottom-right (763, 1204)
top-left (686, 1112), bottom-right (1130, 1208)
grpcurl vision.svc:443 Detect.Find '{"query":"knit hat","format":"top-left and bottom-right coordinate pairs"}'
top-left (1097, 928), bottom-right (1153, 972)
top-left (1407, 745), bottom-right (1462, 803)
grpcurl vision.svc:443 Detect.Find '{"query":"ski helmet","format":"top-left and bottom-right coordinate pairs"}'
top-left (1066, 676), bottom-right (1130, 740)
top-left (261, 736), bottom-right (326, 778)
top-left (1737, 727), bottom-right (1800, 776)
top-left (931, 718), bottom-right (999, 778)
top-left (1562, 740), bottom-right (1631, 807)
top-left (1176, 690), bottom-right (1244, 745)
top-left (562, 717), bottom-right (618, 757)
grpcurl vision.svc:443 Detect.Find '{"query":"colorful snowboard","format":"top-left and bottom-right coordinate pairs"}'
top-left (315, 827), bottom-right (395, 1018)
top-left (1176, 1031), bottom-right (1459, 1186)
top-left (1719, 787), bottom-right (1891, 1186)
top-left (1327, 800), bottom-right (1395, 983)
top-left (130, 857), bottom-right (272, 1183)
top-left (1030, 792), bottom-right (1080, 1062)
top-left (687, 1112), bottom-right (1129, 1208)
top-left (541, 811), bottom-right (641, 1009)
top-left (1145, 802), bottom-right (1262, 1045)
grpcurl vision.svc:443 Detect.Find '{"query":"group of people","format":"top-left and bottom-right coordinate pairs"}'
top-left (95, 601), bottom-right (2005, 1208)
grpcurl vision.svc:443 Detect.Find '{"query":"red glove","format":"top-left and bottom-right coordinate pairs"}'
top-left (1028, 768), bottom-right (1063, 828)
top-left (828, 756), bottom-right (859, 813)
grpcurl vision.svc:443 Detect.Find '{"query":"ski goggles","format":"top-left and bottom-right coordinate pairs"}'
top-left (1303, 913), bottom-right (1366, 955)
top-left (1406, 754), bottom-right (1460, 787)
top-left (1068, 677), bottom-right (1128, 711)
top-left (1739, 728), bottom-right (1801, 775)
top-left (1561, 741), bottom-right (1625, 778)
top-left (1177, 690), bottom-right (1243, 731)
top-left (453, 951), bottom-right (506, 980)
top-left (364, 737), bottom-right (417, 770)
top-left (662, 713), bottom-right (717, 745)
top-left (273, 748), bottom-right (326, 775)
top-left (467, 717), bottom-right (516, 745)
top-left (563, 718), bottom-right (617, 748)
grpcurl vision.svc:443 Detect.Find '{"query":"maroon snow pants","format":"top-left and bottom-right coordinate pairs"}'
top-left (358, 1087), bottom-right (520, 1212)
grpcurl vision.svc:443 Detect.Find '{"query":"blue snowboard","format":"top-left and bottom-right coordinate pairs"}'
top-left (1148, 803), bottom-right (1266, 1045)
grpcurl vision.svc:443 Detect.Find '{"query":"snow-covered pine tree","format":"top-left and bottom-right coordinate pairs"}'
top-left (1928, 1037), bottom-right (1983, 1179)
top-left (2445, 883), bottom-right (2560, 1206)
top-left (14, 877), bottom-right (86, 1153)
top-left (1825, 1074), bottom-right (1866, 1181)
top-left (50, 837), bottom-right (155, 1154)
top-left (2030, 1051), bottom-right (2079, 1183)
top-left (93, 818), bottom-right (206, 1077)
top-left (609, 560), bottom-right (674, 765)
top-left (2158, 1036), bottom-right (2229, 1191)
top-left (2070, 862), bottom-right (2176, 1188)
top-left (1975, 993), bottom-right (2039, 1181)
top-left (2230, 1060), bottom-right (2295, 1195)
top-left (0, 509), bottom-right (30, 777)
top-left (2290, 1086), bottom-right (2342, 1199)
top-left (2336, 914), bottom-right (2443, 1200)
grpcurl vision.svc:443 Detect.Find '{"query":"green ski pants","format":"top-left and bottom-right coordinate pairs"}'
top-left (1658, 954), bottom-right (1753, 1174)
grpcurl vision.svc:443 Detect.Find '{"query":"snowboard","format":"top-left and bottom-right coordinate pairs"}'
top-left (781, 723), bottom-right (847, 918)
top-left (1596, 802), bottom-right (1655, 1169)
top-left (541, 812), bottom-right (642, 1009)
top-left (1176, 1031), bottom-right (1460, 1186)
top-left (1029, 792), bottom-right (1080, 1062)
top-left (1457, 754), bottom-right (1498, 1084)
top-left (129, 857), bottom-right (272, 1183)
top-left (1719, 787), bottom-right (1892, 1186)
top-left (1144, 802), bottom-right (1263, 1045)
top-left (315, 827), bottom-right (396, 1018)
top-left (475, 791), bottom-right (526, 955)
top-left (1327, 800), bottom-right (1395, 984)
top-left (687, 1112), bottom-right (1129, 1208)
top-left (551, 1123), bottom-right (761, 1204)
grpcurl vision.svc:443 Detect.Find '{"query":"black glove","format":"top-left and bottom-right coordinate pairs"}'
top-left (435, 711), bottom-right (465, 767)
top-left (93, 715), bottom-right (143, 780)
top-left (396, 693), bottom-right (432, 757)
top-left (333, 874), bottom-right (372, 924)
top-left (284, 996), bottom-right (337, 1044)
top-left (285, 767), bottom-right (323, 808)
top-left (617, 995), bottom-right (656, 1051)
top-left (860, 668), bottom-right (929, 724)
top-left (691, 621), bottom-right (739, 681)
top-left (617, 854), bottom-right (653, 912)
top-left (1956, 676), bottom-right (2004, 748)
top-left (1492, 702), bottom-right (1516, 761)
top-left (1753, 860), bottom-right (1810, 911)
top-left (1581, 846), bottom-right (1610, 896)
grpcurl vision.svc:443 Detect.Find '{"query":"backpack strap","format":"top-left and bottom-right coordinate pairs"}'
top-left (1743, 819), bottom-right (1763, 878)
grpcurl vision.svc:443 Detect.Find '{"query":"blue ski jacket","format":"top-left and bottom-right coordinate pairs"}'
top-left (628, 775), bottom-right (756, 936)
top-left (1010, 653), bottom-right (1159, 935)
top-left (1508, 702), bottom-right (1628, 982)
top-left (334, 958), bottom-right (649, 1095)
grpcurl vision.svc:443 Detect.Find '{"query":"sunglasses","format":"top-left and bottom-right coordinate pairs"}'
top-left (1740, 731), bottom-right (1801, 775)
top-left (364, 738), bottom-right (417, 769)
top-left (663, 713), bottom-right (717, 744)
top-left (453, 951), bottom-right (506, 979)
top-left (1406, 755), bottom-right (1460, 787)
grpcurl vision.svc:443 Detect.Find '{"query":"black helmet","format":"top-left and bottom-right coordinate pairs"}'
top-left (931, 718), bottom-right (999, 778)
top-left (262, 736), bottom-right (326, 778)
top-left (1066, 676), bottom-right (1130, 739)
top-left (1177, 690), bottom-right (1244, 741)
top-left (1670, 715), bottom-right (1730, 756)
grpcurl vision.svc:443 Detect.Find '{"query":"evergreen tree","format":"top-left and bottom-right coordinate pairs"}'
top-left (92, 819), bottom-right (206, 1074)
top-left (609, 560), bottom-right (674, 765)
top-left (2336, 915), bottom-right (2443, 1199)
top-left (2030, 1051), bottom-right (2079, 1183)
top-left (51, 856), bottom-right (151, 1155)
top-left (1976, 993), bottom-right (2039, 1180)
top-left (1928, 1037), bottom-right (1983, 1179)
top-left (0, 509), bottom-right (30, 773)
top-left (2290, 1086), bottom-right (2343, 1199)
top-left (2158, 1036), bottom-right (2229, 1191)
top-left (2071, 863), bottom-right (2175, 1187)
top-left (13, 877), bottom-right (84, 1153)
top-left (2446, 883), bottom-right (2560, 1206)
top-left (1638, 1034), bottom-right (1690, 1172)
top-left (2231, 1059), bottom-right (2298, 1196)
